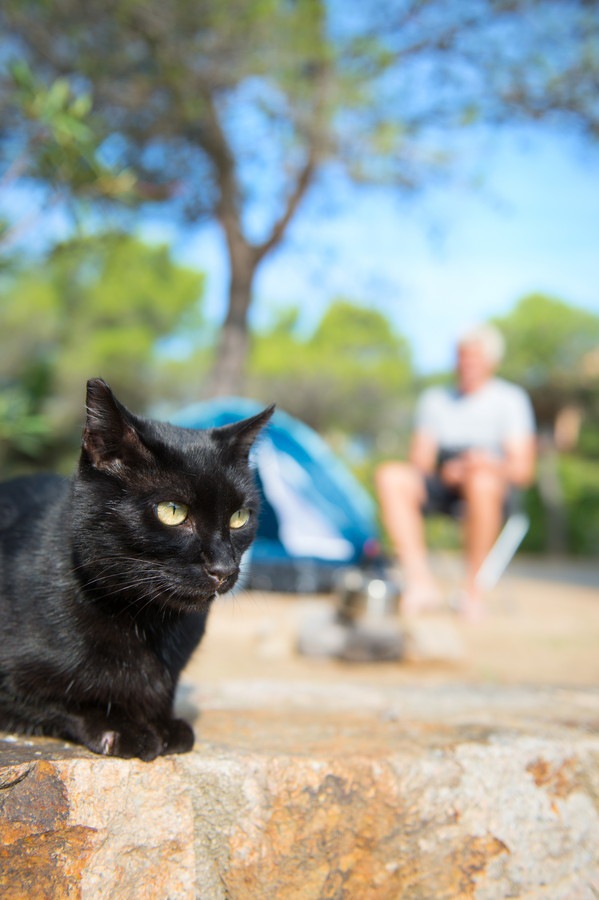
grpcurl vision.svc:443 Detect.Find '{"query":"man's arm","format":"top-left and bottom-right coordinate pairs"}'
top-left (502, 436), bottom-right (536, 487)
top-left (501, 386), bottom-right (537, 486)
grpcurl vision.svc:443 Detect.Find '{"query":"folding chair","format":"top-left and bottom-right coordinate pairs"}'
top-left (475, 509), bottom-right (529, 591)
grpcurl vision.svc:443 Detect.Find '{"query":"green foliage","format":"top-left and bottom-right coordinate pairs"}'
top-left (2, 0), bottom-right (331, 222)
top-left (558, 455), bottom-right (599, 556)
top-left (0, 232), bottom-right (204, 471)
top-left (0, 386), bottom-right (49, 459)
top-left (578, 422), bottom-right (599, 459)
top-left (494, 293), bottom-right (599, 432)
top-left (2, 61), bottom-right (136, 209)
top-left (521, 485), bottom-right (549, 555)
top-left (495, 293), bottom-right (599, 393)
top-left (248, 299), bottom-right (413, 434)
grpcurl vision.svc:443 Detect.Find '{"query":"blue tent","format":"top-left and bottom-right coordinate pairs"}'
top-left (173, 398), bottom-right (381, 592)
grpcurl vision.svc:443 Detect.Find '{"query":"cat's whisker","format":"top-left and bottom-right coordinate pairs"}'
top-left (70, 554), bottom-right (160, 577)
top-left (71, 556), bottom-right (173, 593)
top-left (82, 573), bottom-right (167, 608)
top-left (129, 586), bottom-right (169, 621)
top-left (76, 568), bottom-right (160, 592)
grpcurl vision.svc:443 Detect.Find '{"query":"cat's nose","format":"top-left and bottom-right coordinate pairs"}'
top-left (205, 563), bottom-right (236, 588)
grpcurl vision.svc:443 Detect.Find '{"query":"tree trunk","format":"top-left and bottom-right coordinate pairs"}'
top-left (197, 86), bottom-right (318, 399)
top-left (202, 255), bottom-right (255, 399)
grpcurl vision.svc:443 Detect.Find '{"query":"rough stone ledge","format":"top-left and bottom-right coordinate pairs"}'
top-left (1, 683), bottom-right (598, 900)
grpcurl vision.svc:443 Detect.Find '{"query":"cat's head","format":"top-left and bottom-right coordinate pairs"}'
top-left (72, 378), bottom-right (274, 613)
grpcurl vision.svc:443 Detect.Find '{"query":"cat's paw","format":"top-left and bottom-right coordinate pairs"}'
top-left (115, 725), bottom-right (167, 761)
top-left (85, 724), bottom-right (165, 761)
top-left (99, 730), bottom-right (118, 755)
top-left (163, 717), bottom-right (195, 755)
top-left (72, 713), bottom-right (192, 760)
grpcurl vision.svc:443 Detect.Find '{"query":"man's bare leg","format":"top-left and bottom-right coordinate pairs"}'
top-left (461, 468), bottom-right (506, 621)
top-left (375, 462), bottom-right (442, 614)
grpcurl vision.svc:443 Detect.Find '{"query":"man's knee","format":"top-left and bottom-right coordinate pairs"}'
top-left (375, 461), bottom-right (424, 504)
top-left (462, 467), bottom-right (506, 505)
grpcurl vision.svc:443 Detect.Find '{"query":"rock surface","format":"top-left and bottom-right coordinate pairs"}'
top-left (1, 683), bottom-right (598, 899)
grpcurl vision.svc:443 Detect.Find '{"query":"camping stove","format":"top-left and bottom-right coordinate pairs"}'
top-left (335, 567), bottom-right (401, 623)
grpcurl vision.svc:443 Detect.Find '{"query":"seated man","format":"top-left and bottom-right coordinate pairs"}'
top-left (375, 324), bottom-right (536, 620)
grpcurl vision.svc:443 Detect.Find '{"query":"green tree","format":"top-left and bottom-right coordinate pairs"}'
top-left (494, 294), bottom-right (599, 555)
top-left (0, 232), bottom-right (204, 470)
top-left (249, 299), bottom-right (412, 435)
top-left (2, 1), bottom-right (598, 394)
top-left (494, 293), bottom-right (599, 428)
top-left (0, 61), bottom-right (136, 256)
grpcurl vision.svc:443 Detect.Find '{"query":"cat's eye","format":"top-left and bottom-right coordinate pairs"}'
top-left (229, 508), bottom-right (250, 530)
top-left (155, 501), bottom-right (189, 527)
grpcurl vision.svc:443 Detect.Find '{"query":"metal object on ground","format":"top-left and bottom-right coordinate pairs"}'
top-left (336, 567), bottom-right (400, 623)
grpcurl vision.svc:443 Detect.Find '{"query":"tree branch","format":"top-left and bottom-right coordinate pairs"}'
top-left (254, 150), bottom-right (317, 264)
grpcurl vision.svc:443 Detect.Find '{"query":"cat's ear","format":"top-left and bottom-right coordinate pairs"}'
top-left (81, 378), bottom-right (151, 472)
top-left (214, 405), bottom-right (275, 460)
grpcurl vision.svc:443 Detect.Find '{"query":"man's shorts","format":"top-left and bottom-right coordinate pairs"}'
top-left (421, 474), bottom-right (519, 519)
top-left (421, 475), bottom-right (463, 517)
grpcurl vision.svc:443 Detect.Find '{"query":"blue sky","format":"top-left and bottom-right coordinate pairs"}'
top-left (170, 125), bottom-right (599, 374)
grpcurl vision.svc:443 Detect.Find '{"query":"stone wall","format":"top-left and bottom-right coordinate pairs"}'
top-left (1, 683), bottom-right (598, 899)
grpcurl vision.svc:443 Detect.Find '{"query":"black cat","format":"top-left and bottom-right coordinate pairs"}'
top-left (0, 378), bottom-right (273, 760)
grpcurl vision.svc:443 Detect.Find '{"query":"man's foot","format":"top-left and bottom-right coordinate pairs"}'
top-left (452, 588), bottom-right (485, 623)
top-left (400, 579), bottom-right (444, 617)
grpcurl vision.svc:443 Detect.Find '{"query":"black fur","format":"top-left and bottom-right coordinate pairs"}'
top-left (0, 378), bottom-right (273, 760)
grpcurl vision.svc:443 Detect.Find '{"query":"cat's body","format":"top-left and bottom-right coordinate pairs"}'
top-left (0, 379), bottom-right (273, 760)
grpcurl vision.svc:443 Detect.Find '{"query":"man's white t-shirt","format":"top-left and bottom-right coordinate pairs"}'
top-left (415, 378), bottom-right (535, 457)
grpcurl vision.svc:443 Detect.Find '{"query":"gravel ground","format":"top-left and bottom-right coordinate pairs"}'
top-left (185, 556), bottom-right (599, 690)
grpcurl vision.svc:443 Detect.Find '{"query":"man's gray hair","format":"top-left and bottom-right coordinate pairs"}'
top-left (458, 323), bottom-right (505, 366)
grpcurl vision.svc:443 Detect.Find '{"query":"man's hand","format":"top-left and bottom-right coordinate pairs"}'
top-left (439, 442), bottom-right (536, 488)
top-left (440, 450), bottom-right (505, 488)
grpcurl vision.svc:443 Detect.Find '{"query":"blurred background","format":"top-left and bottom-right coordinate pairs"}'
top-left (1, 0), bottom-right (598, 561)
